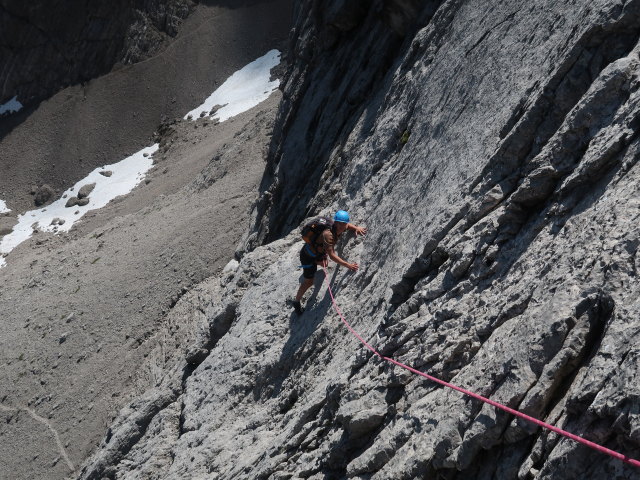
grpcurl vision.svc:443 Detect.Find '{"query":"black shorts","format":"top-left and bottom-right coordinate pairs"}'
top-left (300, 246), bottom-right (325, 279)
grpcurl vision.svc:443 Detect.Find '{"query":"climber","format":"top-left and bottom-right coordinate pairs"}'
top-left (288, 210), bottom-right (367, 315)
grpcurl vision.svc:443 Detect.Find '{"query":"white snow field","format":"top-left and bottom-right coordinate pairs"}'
top-left (0, 200), bottom-right (10, 214)
top-left (0, 145), bottom-right (158, 268)
top-left (1, 50), bottom-right (282, 268)
top-left (0, 96), bottom-right (23, 115)
top-left (185, 49), bottom-right (280, 122)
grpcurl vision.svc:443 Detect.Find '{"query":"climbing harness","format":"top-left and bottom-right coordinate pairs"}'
top-left (304, 244), bottom-right (319, 258)
top-left (320, 262), bottom-right (640, 469)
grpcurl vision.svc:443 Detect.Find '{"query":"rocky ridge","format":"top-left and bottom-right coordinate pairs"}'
top-left (78, 0), bottom-right (640, 479)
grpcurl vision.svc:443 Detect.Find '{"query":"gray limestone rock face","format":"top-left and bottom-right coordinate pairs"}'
top-left (77, 1), bottom-right (640, 479)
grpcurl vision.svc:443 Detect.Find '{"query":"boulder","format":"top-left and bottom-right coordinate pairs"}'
top-left (77, 183), bottom-right (96, 199)
top-left (34, 184), bottom-right (55, 206)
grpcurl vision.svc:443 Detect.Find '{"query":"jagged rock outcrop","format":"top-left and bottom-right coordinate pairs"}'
top-left (0, 0), bottom-right (194, 107)
top-left (78, 0), bottom-right (640, 478)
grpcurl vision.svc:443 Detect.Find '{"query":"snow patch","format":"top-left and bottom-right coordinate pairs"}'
top-left (0, 96), bottom-right (23, 115)
top-left (185, 49), bottom-right (280, 122)
top-left (0, 47), bottom-right (282, 268)
top-left (0, 145), bottom-right (158, 268)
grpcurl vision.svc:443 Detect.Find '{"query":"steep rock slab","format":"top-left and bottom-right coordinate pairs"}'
top-left (79, 0), bottom-right (640, 478)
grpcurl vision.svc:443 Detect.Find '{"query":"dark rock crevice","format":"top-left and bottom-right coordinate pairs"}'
top-left (510, 291), bottom-right (614, 436)
top-left (464, 7), bottom-right (524, 58)
top-left (185, 301), bottom-right (237, 367)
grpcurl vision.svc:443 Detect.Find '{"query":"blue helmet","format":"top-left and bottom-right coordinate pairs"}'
top-left (334, 210), bottom-right (350, 223)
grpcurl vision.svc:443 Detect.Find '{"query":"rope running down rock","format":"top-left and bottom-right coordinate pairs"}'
top-left (320, 262), bottom-right (640, 469)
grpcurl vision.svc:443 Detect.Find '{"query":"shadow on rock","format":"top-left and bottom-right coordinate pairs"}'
top-left (256, 268), bottom-right (344, 401)
top-left (282, 272), bottom-right (332, 356)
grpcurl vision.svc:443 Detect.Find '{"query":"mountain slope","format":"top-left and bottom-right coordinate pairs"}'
top-left (0, 0), bottom-right (291, 214)
top-left (72, 0), bottom-right (640, 478)
top-left (0, 2), bottom-right (292, 479)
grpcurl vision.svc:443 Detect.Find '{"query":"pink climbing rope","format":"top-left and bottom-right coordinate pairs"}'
top-left (320, 263), bottom-right (640, 468)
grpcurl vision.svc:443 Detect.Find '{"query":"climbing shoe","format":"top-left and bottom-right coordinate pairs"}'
top-left (287, 298), bottom-right (305, 315)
